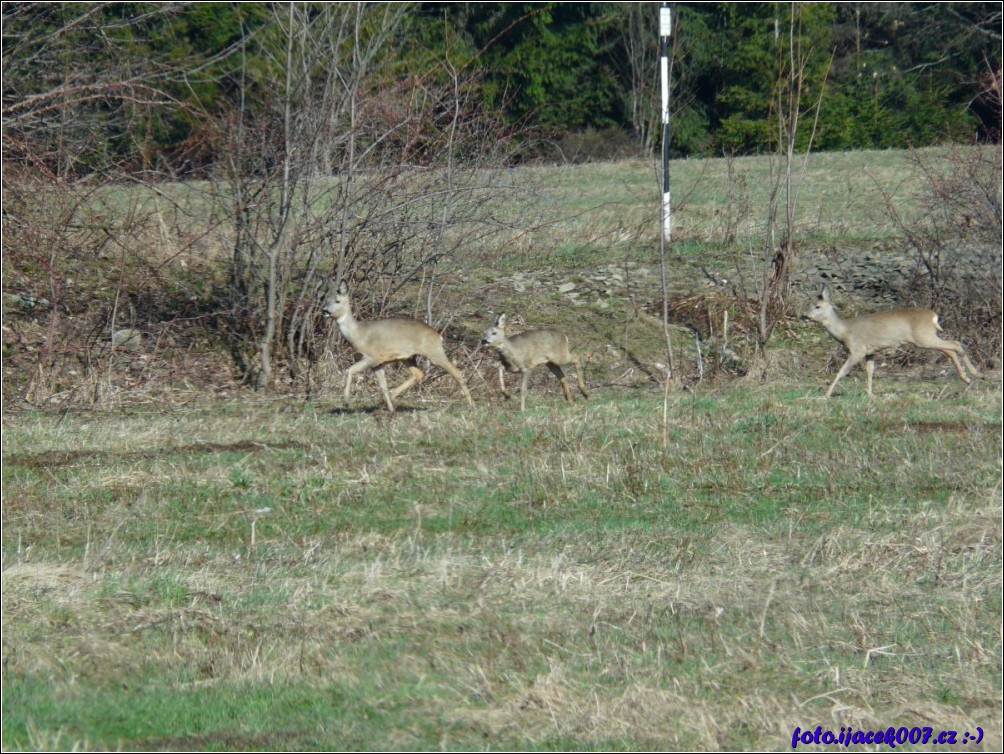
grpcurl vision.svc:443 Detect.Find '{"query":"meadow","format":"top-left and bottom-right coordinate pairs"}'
top-left (2, 148), bottom-right (1001, 751)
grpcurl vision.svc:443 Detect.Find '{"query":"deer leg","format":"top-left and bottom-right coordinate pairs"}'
top-left (344, 356), bottom-right (377, 402)
top-left (391, 358), bottom-right (425, 400)
top-left (865, 356), bottom-right (876, 397)
top-left (924, 334), bottom-right (981, 381)
top-left (497, 365), bottom-right (512, 399)
top-left (375, 368), bottom-right (396, 412)
top-left (520, 370), bottom-right (530, 412)
top-left (438, 360), bottom-right (475, 408)
top-left (940, 349), bottom-right (972, 383)
top-left (569, 354), bottom-right (589, 398)
top-left (826, 352), bottom-right (863, 398)
top-left (547, 363), bottom-right (573, 402)
top-left (961, 352), bottom-right (982, 380)
top-left (934, 339), bottom-right (981, 383)
top-left (947, 340), bottom-right (981, 380)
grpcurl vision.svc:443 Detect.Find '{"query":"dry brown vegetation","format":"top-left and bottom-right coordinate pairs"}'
top-left (5, 148), bottom-right (1000, 411)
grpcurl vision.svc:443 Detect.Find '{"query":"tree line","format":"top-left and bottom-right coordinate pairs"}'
top-left (3, 2), bottom-right (1001, 177)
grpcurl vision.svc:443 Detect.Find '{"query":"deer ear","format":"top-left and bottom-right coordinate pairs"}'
top-left (496, 313), bottom-right (507, 327)
top-left (819, 286), bottom-right (830, 301)
top-left (338, 280), bottom-right (348, 295)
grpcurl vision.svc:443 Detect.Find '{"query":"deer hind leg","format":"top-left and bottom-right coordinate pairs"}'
top-left (568, 354), bottom-right (589, 398)
top-left (446, 362), bottom-right (475, 408)
top-left (922, 330), bottom-right (981, 382)
top-left (428, 353), bottom-right (474, 408)
top-left (546, 362), bottom-right (573, 402)
top-left (961, 353), bottom-right (982, 379)
top-left (936, 339), bottom-right (980, 383)
top-left (390, 358), bottom-right (425, 400)
top-left (939, 349), bottom-right (973, 383)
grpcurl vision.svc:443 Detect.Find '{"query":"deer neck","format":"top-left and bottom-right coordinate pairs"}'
top-left (492, 339), bottom-right (522, 371)
top-left (822, 313), bottom-right (851, 344)
top-left (335, 310), bottom-right (362, 345)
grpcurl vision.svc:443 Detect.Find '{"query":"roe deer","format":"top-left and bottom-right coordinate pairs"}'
top-left (805, 287), bottom-right (981, 398)
top-left (322, 280), bottom-right (474, 412)
top-left (481, 313), bottom-right (589, 411)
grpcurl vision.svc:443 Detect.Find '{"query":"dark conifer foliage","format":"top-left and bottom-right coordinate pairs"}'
top-left (3, 1), bottom-right (999, 173)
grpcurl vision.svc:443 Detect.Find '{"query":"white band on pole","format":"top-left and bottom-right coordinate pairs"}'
top-left (662, 192), bottom-right (671, 240)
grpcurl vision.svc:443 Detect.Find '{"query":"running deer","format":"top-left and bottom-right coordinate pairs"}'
top-left (804, 287), bottom-right (981, 398)
top-left (481, 313), bottom-right (589, 411)
top-left (322, 281), bottom-right (474, 412)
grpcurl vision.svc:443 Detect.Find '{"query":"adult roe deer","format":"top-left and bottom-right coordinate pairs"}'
top-left (804, 287), bottom-right (981, 398)
top-left (322, 280), bottom-right (474, 412)
top-left (481, 313), bottom-right (589, 411)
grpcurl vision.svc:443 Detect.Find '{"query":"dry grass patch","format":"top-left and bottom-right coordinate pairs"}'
top-left (3, 381), bottom-right (1001, 750)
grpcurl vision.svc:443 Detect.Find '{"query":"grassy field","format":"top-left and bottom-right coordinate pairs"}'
top-left (3, 148), bottom-right (1001, 751)
top-left (3, 382), bottom-right (1000, 750)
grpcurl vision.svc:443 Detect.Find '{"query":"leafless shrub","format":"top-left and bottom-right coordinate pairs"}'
top-left (1, 4), bottom-right (241, 408)
top-left (871, 59), bottom-right (1003, 366)
top-left (878, 144), bottom-right (1002, 367)
top-left (724, 7), bottom-right (831, 376)
top-left (214, 3), bottom-right (524, 393)
top-left (2, 149), bottom-right (236, 408)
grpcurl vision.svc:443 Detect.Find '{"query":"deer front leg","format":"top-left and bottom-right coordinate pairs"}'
top-left (825, 352), bottom-right (864, 398)
top-left (344, 357), bottom-right (377, 402)
top-left (497, 365), bottom-right (512, 399)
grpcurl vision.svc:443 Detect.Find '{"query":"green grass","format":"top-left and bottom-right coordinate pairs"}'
top-left (503, 148), bottom-right (938, 260)
top-left (68, 146), bottom-right (953, 273)
top-left (3, 380), bottom-right (1000, 751)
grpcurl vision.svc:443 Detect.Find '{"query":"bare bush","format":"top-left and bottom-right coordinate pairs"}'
top-left (2, 4), bottom-right (239, 408)
top-left (879, 144), bottom-right (1002, 367)
top-left (215, 3), bottom-right (521, 392)
top-left (726, 6), bottom-right (830, 374)
top-left (2, 165), bottom-right (233, 407)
